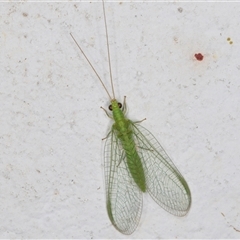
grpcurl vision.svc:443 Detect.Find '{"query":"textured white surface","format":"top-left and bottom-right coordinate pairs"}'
top-left (1, 1), bottom-right (240, 238)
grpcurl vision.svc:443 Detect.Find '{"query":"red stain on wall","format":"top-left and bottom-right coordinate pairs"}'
top-left (194, 53), bottom-right (204, 61)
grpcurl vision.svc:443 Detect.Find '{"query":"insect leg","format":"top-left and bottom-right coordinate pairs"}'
top-left (122, 96), bottom-right (127, 113)
top-left (101, 106), bottom-right (113, 119)
top-left (133, 118), bottom-right (147, 124)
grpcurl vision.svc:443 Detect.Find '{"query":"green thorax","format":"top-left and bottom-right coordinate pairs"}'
top-left (111, 99), bottom-right (125, 122)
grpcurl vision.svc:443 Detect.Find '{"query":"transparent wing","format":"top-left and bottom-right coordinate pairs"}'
top-left (104, 128), bottom-right (143, 235)
top-left (131, 122), bottom-right (191, 216)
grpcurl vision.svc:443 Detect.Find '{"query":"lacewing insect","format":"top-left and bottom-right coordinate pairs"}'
top-left (70, 0), bottom-right (191, 235)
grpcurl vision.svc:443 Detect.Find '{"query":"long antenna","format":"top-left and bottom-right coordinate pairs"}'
top-left (102, 0), bottom-right (115, 99)
top-left (70, 33), bottom-right (112, 100)
top-left (70, 0), bottom-right (116, 100)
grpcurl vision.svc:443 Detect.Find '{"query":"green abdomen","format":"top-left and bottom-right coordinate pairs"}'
top-left (111, 99), bottom-right (146, 192)
top-left (121, 134), bottom-right (146, 192)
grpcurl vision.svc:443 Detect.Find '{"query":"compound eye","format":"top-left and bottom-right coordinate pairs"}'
top-left (118, 102), bottom-right (122, 108)
top-left (108, 105), bottom-right (112, 111)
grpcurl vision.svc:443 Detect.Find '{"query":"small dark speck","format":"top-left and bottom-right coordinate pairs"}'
top-left (227, 37), bottom-right (233, 44)
top-left (232, 226), bottom-right (240, 233)
top-left (195, 53), bottom-right (204, 61)
top-left (173, 36), bottom-right (178, 43)
top-left (178, 7), bottom-right (183, 13)
top-left (23, 12), bottom-right (28, 17)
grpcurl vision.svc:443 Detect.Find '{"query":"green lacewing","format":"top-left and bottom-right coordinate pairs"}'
top-left (70, 0), bottom-right (191, 235)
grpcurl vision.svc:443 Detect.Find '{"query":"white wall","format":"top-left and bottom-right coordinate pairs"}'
top-left (0, 1), bottom-right (240, 238)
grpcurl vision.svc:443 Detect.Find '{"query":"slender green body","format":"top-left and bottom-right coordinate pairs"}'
top-left (70, 0), bottom-right (191, 235)
top-left (111, 100), bottom-right (146, 192)
top-left (104, 98), bottom-right (191, 234)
